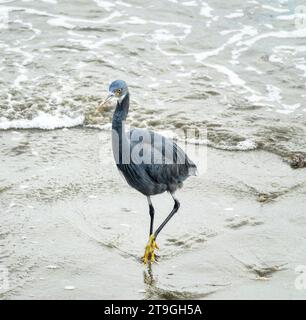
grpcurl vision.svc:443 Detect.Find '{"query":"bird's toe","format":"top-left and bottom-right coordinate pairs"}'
top-left (142, 235), bottom-right (159, 265)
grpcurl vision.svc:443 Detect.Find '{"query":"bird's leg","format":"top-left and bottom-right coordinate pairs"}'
top-left (143, 194), bottom-right (180, 265)
top-left (154, 193), bottom-right (180, 239)
top-left (143, 197), bottom-right (159, 264)
top-left (148, 197), bottom-right (154, 236)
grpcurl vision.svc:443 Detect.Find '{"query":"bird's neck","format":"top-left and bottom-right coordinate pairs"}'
top-left (112, 92), bottom-right (130, 132)
top-left (112, 93), bottom-right (130, 165)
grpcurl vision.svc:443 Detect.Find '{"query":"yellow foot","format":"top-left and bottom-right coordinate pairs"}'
top-left (142, 234), bottom-right (159, 265)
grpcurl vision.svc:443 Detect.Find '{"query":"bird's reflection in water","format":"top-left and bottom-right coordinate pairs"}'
top-left (143, 265), bottom-right (184, 300)
top-left (143, 265), bottom-right (156, 287)
top-left (142, 264), bottom-right (183, 300)
top-left (142, 264), bottom-right (219, 300)
top-left (143, 265), bottom-right (160, 299)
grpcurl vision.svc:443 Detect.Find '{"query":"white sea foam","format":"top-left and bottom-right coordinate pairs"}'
top-left (147, 83), bottom-right (160, 88)
top-left (227, 25), bottom-right (258, 44)
top-left (213, 139), bottom-right (258, 151)
top-left (47, 18), bottom-right (75, 29)
top-left (150, 29), bottom-right (179, 42)
top-left (245, 66), bottom-right (263, 75)
top-left (182, 1), bottom-right (197, 6)
top-left (296, 63), bottom-right (306, 77)
top-left (276, 14), bottom-right (295, 21)
top-left (266, 84), bottom-right (282, 103)
top-left (274, 45), bottom-right (306, 54)
top-left (277, 103), bottom-right (301, 114)
top-left (241, 29), bottom-right (306, 48)
top-left (67, 36), bottom-right (120, 50)
top-left (200, 2), bottom-right (213, 18)
top-left (3, 5), bottom-right (122, 25)
top-left (86, 123), bottom-right (111, 131)
top-left (14, 74), bottom-right (28, 88)
top-left (264, 24), bottom-right (274, 29)
top-left (93, 0), bottom-right (115, 12)
top-left (0, 113), bottom-right (84, 130)
top-left (41, 0), bottom-right (58, 4)
top-left (205, 63), bottom-right (245, 86)
top-left (115, 1), bottom-right (132, 8)
top-left (194, 25), bottom-right (257, 62)
top-left (225, 12), bottom-right (244, 19)
top-left (170, 59), bottom-right (183, 65)
top-left (269, 54), bottom-right (283, 63)
top-left (193, 45), bottom-right (226, 62)
top-left (120, 16), bottom-right (147, 25)
top-left (262, 5), bottom-right (289, 13)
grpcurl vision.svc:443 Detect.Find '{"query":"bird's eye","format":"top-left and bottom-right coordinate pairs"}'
top-left (115, 89), bottom-right (122, 97)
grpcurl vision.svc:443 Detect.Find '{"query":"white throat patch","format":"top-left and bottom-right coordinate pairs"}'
top-left (118, 93), bottom-right (127, 103)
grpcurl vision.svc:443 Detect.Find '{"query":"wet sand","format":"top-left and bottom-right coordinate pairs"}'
top-left (1, 128), bottom-right (306, 299)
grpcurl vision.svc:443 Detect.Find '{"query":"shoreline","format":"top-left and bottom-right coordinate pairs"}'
top-left (1, 126), bottom-right (305, 170)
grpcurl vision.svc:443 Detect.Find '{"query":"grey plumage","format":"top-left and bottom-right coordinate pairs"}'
top-left (112, 91), bottom-right (196, 196)
top-left (117, 129), bottom-right (197, 195)
top-left (101, 79), bottom-right (197, 262)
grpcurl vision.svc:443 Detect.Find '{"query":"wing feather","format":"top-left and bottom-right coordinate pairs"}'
top-left (128, 128), bottom-right (197, 188)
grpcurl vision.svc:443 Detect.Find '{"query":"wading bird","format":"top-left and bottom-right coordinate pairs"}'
top-left (98, 80), bottom-right (197, 264)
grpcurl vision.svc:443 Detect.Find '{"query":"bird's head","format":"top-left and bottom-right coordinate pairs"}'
top-left (98, 80), bottom-right (128, 110)
top-left (109, 80), bottom-right (128, 99)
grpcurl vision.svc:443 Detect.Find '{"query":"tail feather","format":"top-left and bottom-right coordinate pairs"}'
top-left (188, 165), bottom-right (197, 176)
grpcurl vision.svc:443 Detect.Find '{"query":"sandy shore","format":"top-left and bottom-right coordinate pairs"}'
top-left (1, 128), bottom-right (306, 299)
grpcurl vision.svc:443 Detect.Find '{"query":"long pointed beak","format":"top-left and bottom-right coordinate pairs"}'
top-left (97, 92), bottom-right (114, 111)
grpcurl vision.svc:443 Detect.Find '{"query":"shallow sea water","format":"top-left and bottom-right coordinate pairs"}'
top-left (0, 0), bottom-right (306, 158)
